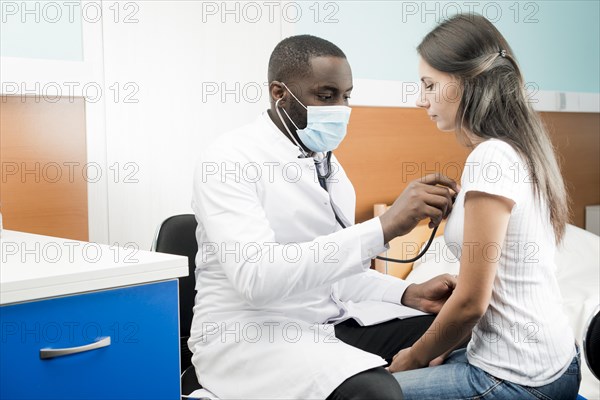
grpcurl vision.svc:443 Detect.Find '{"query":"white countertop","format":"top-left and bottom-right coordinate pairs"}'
top-left (0, 230), bottom-right (189, 305)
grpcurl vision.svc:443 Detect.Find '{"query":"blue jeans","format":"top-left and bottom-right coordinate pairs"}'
top-left (393, 348), bottom-right (581, 400)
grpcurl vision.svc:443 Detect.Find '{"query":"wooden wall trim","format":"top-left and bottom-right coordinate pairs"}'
top-left (541, 112), bottom-right (600, 229)
top-left (0, 96), bottom-right (89, 241)
top-left (337, 106), bottom-right (599, 229)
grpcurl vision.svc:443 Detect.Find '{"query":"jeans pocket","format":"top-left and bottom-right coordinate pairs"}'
top-left (566, 354), bottom-right (581, 376)
top-left (523, 386), bottom-right (553, 400)
top-left (482, 370), bottom-right (503, 385)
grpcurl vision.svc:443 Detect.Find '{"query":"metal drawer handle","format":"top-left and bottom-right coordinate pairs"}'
top-left (40, 336), bottom-right (111, 360)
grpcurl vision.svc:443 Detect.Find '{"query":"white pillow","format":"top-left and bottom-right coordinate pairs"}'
top-left (554, 225), bottom-right (599, 399)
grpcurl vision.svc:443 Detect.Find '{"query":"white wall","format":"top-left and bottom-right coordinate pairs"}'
top-left (2, 1), bottom-right (598, 248)
top-left (0, 0), bottom-right (291, 248)
top-left (291, 1), bottom-right (600, 111)
top-left (101, 1), bottom-right (287, 249)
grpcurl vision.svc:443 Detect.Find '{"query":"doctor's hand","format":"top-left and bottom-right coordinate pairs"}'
top-left (401, 273), bottom-right (456, 314)
top-left (379, 173), bottom-right (459, 244)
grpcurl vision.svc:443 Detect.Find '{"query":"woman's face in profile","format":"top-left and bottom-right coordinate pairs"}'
top-left (416, 57), bottom-right (461, 132)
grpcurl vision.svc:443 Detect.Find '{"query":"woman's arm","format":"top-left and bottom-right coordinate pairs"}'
top-left (389, 190), bottom-right (514, 372)
top-left (428, 330), bottom-right (472, 366)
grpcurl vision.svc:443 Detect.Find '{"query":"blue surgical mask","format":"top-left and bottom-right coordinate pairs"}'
top-left (278, 82), bottom-right (352, 153)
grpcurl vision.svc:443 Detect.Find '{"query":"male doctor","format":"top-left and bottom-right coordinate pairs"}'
top-left (190, 35), bottom-right (459, 400)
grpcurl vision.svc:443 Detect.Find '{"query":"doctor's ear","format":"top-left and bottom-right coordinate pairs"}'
top-left (269, 81), bottom-right (286, 106)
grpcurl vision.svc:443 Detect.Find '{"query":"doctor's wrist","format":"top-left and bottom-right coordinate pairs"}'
top-left (400, 283), bottom-right (423, 310)
top-left (378, 215), bottom-right (395, 244)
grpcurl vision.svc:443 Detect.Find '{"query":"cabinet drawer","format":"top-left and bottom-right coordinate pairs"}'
top-left (0, 280), bottom-right (180, 400)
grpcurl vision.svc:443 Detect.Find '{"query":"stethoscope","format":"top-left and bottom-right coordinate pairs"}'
top-left (275, 97), bottom-right (439, 264)
top-left (314, 151), bottom-right (440, 264)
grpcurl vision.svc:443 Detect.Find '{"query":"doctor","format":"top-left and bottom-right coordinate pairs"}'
top-left (190, 35), bottom-right (459, 399)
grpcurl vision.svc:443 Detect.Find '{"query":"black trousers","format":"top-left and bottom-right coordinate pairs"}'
top-left (326, 315), bottom-right (436, 400)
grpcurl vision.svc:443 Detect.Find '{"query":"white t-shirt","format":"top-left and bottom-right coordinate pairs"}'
top-left (444, 138), bottom-right (575, 386)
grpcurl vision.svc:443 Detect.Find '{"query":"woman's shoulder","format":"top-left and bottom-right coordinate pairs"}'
top-left (467, 138), bottom-right (522, 165)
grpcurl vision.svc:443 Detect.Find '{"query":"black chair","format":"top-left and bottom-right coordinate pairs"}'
top-left (152, 214), bottom-right (203, 396)
top-left (583, 305), bottom-right (600, 381)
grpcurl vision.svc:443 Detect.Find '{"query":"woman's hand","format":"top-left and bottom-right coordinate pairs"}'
top-left (428, 354), bottom-right (447, 367)
top-left (388, 347), bottom-right (425, 373)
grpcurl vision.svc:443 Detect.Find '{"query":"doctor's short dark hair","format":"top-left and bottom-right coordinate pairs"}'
top-left (268, 34), bottom-right (346, 83)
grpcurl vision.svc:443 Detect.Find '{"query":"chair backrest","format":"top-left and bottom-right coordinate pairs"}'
top-left (152, 214), bottom-right (198, 372)
top-left (584, 305), bottom-right (600, 381)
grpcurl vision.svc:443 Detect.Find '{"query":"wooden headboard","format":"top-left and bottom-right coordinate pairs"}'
top-left (336, 106), bottom-right (600, 229)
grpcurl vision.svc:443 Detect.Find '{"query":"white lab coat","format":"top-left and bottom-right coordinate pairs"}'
top-left (189, 113), bottom-right (421, 399)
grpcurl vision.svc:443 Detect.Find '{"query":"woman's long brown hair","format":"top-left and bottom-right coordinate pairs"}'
top-left (418, 13), bottom-right (569, 243)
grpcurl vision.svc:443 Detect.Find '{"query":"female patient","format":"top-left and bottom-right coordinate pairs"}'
top-left (390, 13), bottom-right (581, 400)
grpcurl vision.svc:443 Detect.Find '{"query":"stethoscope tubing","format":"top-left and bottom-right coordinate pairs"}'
top-left (318, 154), bottom-right (440, 264)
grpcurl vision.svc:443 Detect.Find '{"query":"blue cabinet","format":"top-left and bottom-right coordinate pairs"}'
top-left (0, 280), bottom-right (180, 400)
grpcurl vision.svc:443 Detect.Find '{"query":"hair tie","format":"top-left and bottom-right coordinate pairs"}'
top-left (499, 49), bottom-right (507, 58)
